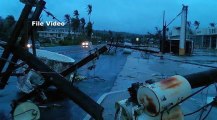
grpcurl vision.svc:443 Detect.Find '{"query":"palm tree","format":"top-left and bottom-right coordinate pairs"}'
top-left (5, 15), bottom-right (16, 28)
top-left (194, 20), bottom-right (200, 30)
top-left (64, 14), bottom-right (71, 35)
top-left (0, 16), bottom-right (3, 29)
top-left (80, 18), bottom-right (86, 33)
top-left (86, 4), bottom-right (93, 40)
top-left (73, 10), bottom-right (79, 19)
top-left (72, 18), bottom-right (80, 33)
top-left (87, 4), bottom-right (92, 22)
top-left (4, 15), bottom-right (16, 40)
top-left (0, 16), bottom-right (4, 38)
top-left (186, 21), bottom-right (193, 35)
top-left (86, 22), bottom-right (93, 38)
top-left (72, 10), bottom-right (80, 33)
top-left (187, 21), bottom-right (191, 28)
top-left (210, 23), bottom-right (215, 27)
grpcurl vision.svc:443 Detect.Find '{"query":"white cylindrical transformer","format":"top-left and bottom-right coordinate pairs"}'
top-left (137, 75), bottom-right (191, 116)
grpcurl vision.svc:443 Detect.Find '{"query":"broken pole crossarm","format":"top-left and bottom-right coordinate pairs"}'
top-left (61, 46), bottom-right (108, 76)
top-left (0, 0), bottom-right (46, 89)
top-left (184, 69), bottom-right (217, 89)
top-left (0, 2), bottom-right (33, 72)
top-left (107, 44), bottom-right (159, 53)
top-left (12, 45), bottom-right (104, 120)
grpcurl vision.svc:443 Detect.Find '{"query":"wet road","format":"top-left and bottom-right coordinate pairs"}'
top-left (1, 47), bottom-right (217, 120)
top-left (0, 45), bottom-right (127, 120)
top-left (103, 49), bottom-right (217, 120)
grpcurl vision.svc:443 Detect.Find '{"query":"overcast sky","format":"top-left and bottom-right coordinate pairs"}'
top-left (0, 0), bottom-right (217, 34)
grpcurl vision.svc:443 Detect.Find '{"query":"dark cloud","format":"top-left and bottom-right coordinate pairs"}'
top-left (0, 0), bottom-right (216, 34)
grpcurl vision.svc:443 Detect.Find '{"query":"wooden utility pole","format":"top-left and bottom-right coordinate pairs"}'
top-left (161, 11), bottom-right (166, 54)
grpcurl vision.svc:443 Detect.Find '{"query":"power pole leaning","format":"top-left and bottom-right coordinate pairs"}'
top-left (161, 11), bottom-right (166, 54)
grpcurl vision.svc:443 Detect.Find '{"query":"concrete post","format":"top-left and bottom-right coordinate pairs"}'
top-left (179, 5), bottom-right (188, 55)
top-left (209, 36), bottom-right (212, 49)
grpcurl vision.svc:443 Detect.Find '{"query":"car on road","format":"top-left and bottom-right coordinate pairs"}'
top-left (81, 41), bottom-right (92, 48)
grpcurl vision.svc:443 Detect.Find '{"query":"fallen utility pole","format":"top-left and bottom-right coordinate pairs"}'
top-left (0, 0), bottom-right (104, 119)
top-left (14, 46), bottom-right (108, 105)
top-left (160, 11), bottom-right (166, 54)
top-left (110, 43), bottom-right (217, 89)
top-left (185, 69), bottom-right (217, 89)
top-left (0, 0), bottom-right (46, 89)
top-left (0, 1), bottom-right (33, 72)
top-left (107, 44), bottom-right (159, 53)
top-left (61, 46), bottom-right (108, 76)
top-left (12, 45), bottom-right (104, 120)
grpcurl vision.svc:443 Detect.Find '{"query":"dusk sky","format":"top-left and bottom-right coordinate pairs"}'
top-left (0, 0), bottom-right (217, 34)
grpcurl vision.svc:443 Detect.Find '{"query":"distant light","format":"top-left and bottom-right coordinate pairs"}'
top-left (136, 38), bottom-right (139, 41)
top-left (27, 44), bottom-right (31, 48)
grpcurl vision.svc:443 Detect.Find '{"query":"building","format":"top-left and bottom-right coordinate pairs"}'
top-left (168, 26), bottom-right (193, 40)
top-left (37, 26), bottom-right (80, 43)
top-left (168, 26), bottom-right (217, 49)
top-left (166, 26), bottom-right (194, 55)
top-left (194, 27), bottom-right (217, 49)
